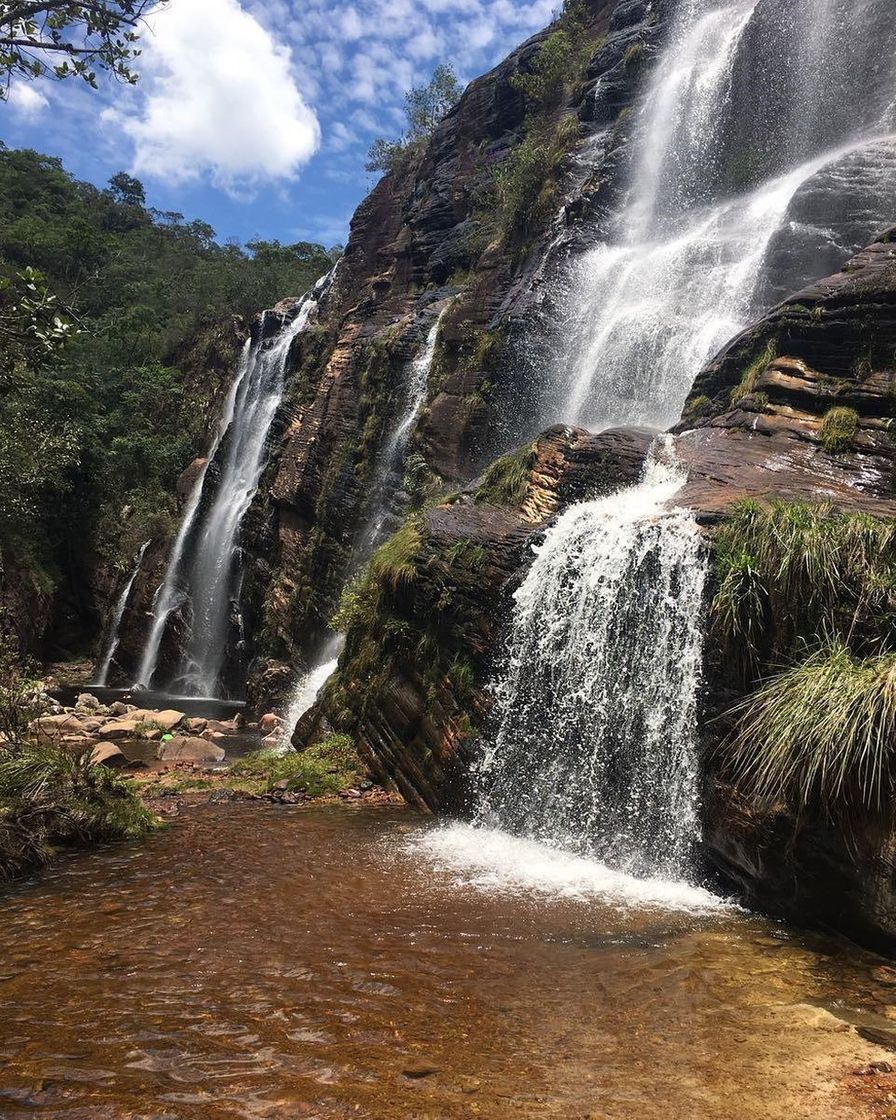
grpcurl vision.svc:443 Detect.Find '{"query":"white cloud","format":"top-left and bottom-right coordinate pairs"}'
top-left (105, 0), bottom-right (319, 194)
top-left (7, 83), bottom-right (49, 118)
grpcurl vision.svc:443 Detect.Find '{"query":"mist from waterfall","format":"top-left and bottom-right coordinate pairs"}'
top-left (551, 0), bottom-right (896, 432)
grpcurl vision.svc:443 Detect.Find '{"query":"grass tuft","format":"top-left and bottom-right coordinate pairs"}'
top-left (724, 643), bottom-right (896, 818)
top-left (712, 501), bottom-right (896, 680)
top-left (819, 406), bottom-right (859, 453)
top-left (0, 740), bottom-right (157, 880)
top-left (475, 445), bottom-right (536, 507)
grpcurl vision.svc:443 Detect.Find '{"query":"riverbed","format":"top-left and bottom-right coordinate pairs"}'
top-left (1, 804), bottom-right (895, 1119)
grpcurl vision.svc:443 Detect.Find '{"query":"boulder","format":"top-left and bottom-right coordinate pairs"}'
top-left (109, 701), bottom-right (132, 716)
top-left (75, 692), bottom-right (101, 713)
top-left (185, 717), bottom-right (208, 734)
top-left (89, 743), bottom-right (128, 768)
top-left (155, 736), bottom-right (225, 763)
top-left (99, 719), bottom-right (141, 739)
top-left (34, 713), bottom-right (88, 737)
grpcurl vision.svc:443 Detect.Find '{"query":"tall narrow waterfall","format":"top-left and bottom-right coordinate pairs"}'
top-left (137, 272), bottom-right (332, 696)
top-left (94, 541), bottom-right (150, 687)
top-left (474, 442), bottom-right (707, 881)
top-left (552, 0), bottom-right (896, 431)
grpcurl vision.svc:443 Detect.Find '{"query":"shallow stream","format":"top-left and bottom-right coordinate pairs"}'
top-left (2, 804), bottom-right (895, 1119)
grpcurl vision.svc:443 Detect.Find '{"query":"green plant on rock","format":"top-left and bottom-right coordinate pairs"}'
top-left (369, 518), bottom-right (424, 593)
top-left (730, 339), bottom-right (776, 404)
top-left (724, 643), bottom-right (896, 820)
top-left (231, 735), bottom-right (361, 797)
top-left (476, 444), bottom-right (536, 507)
top-left (819, 406), bottom-right (859, 453)
top-left (712, 500), bottom-right (896, 680)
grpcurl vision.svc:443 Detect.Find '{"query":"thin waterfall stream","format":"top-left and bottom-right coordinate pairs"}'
top-left (277, 309), bottom-right (446, 747)
top-left (93, 541), bottom-right (150, 687)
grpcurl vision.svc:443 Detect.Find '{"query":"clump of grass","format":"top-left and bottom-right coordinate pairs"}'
top-left (683, 394), bottom-right (712, 419)
top-left (230, 735), bottom-right (361, 797)
top-left (0, 740), bottom-right (157, 880)
top-left (724, 643), bottom-right (896, 819)
top-left (712, 500), bottom-right (896, 680)
top-left (819, 406), bottom-right (859, 453)
top-left (730, 339), bottom-right (776, 405)
top-left (369, 519), bottom-right (423, 594)
top-left (475, 444), bottom-right (536, 507)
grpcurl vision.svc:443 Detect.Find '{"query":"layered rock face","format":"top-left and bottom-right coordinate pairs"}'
top-left (227, 0), bottom-right (662, 704)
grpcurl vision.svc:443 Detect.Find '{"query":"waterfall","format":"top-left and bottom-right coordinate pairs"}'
top-left (279, 310), bottom-right (445, 747)
top-left (473, 441), bottom-right (708, 880)
top-left (550, 0), bottom-right (896, 432)
top-left (93, 541), bottom-right (150, 687)
top-left (136, 269), bottom-right (334, 696)
top-left (355, 310), bottom-right (445, 559)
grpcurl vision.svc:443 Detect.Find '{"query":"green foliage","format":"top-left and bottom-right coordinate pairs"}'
top-left (730, 339), bottom-right (776, 404)
top-left (0, 1), bottom-right (158, 96)
top-left (230, 735), bottom-right (360, 796)
top-left (724, 643), bottom-right (896, 820)
top-left (0, 627), bottom-right (44, 748)
top-left (475, 444), bottom-right (536, 506)
top-left (367, 64), bottom-right (462, 174)
top-left (369, 519), bottom-right (424, 594)
top-left (512, 30), bottom-right (576, 110)
top-left (712, 500), bottom-right (896, 681)
top-left (0, 147), bottom-right (335, 612)
top-left (820, 406), bottom-right (859, 452)
top-left (0, 738), bottom-right (157, 880)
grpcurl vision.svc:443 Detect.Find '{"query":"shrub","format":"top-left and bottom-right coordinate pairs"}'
top-left (369, 519), bottom-right (424, 594)
top-left (820, 406), bottom-right (859, 452)
top-left (0, 740), bottom-right (157, 879)
top-left (724, 643), bottom-right (896, 819)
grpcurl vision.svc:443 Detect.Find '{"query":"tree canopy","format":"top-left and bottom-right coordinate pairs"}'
top-left (0, 0), bottom-right (159, 96)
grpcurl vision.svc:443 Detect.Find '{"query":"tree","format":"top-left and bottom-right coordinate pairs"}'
top-left (405, 63), bottom-right (462, 140)
top-left (107, 170), bottom-right (145, 207)
top-left (366, 63), bottom-right (463, 175)
top-left (0, 1), bottom-right (161, 97)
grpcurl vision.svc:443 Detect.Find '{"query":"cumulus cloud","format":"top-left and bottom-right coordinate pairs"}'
top-left (7, 83), bottom-right (49, 118)
top-left (105, 0), bottom-right (320, 194)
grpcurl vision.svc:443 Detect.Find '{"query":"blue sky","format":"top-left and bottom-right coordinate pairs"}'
top-left (0, 0), bottom-right (556, 248)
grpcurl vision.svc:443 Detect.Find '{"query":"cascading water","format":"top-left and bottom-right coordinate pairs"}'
top-left (93, 540), bottom-right (150, 687)
top-left (475, 441), bottom-right (707, 881)
top-left (278, 311), bottom-right (445, 747)
top-left (550, 0), bottom-right (896, 431)
top-left (136, 269), bottom-right (334, 696)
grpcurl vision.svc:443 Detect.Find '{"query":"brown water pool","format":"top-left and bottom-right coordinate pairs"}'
top-left (1, 803), bottom-right (895, 1119)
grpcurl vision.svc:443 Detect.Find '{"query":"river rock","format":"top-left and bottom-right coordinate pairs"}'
top-left (99, 718), bottom-right (141, 739)
top-left (185, 717), bottom-right (207, 734)
top-left (75, 692), bottom-right (102, 713)
top-left (109, 701), bottom-right (133, 716)
top-left (88, 742), bottom-right (128, 768)
top-left (155, 736), bottom-right (225, 763)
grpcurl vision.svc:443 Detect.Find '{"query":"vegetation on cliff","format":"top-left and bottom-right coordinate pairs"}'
top-left (713, 500), bottom-right (896, 819)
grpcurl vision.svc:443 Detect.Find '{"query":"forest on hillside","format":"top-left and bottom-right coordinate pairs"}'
top-left (0, 145), bottom-right (336, 642)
